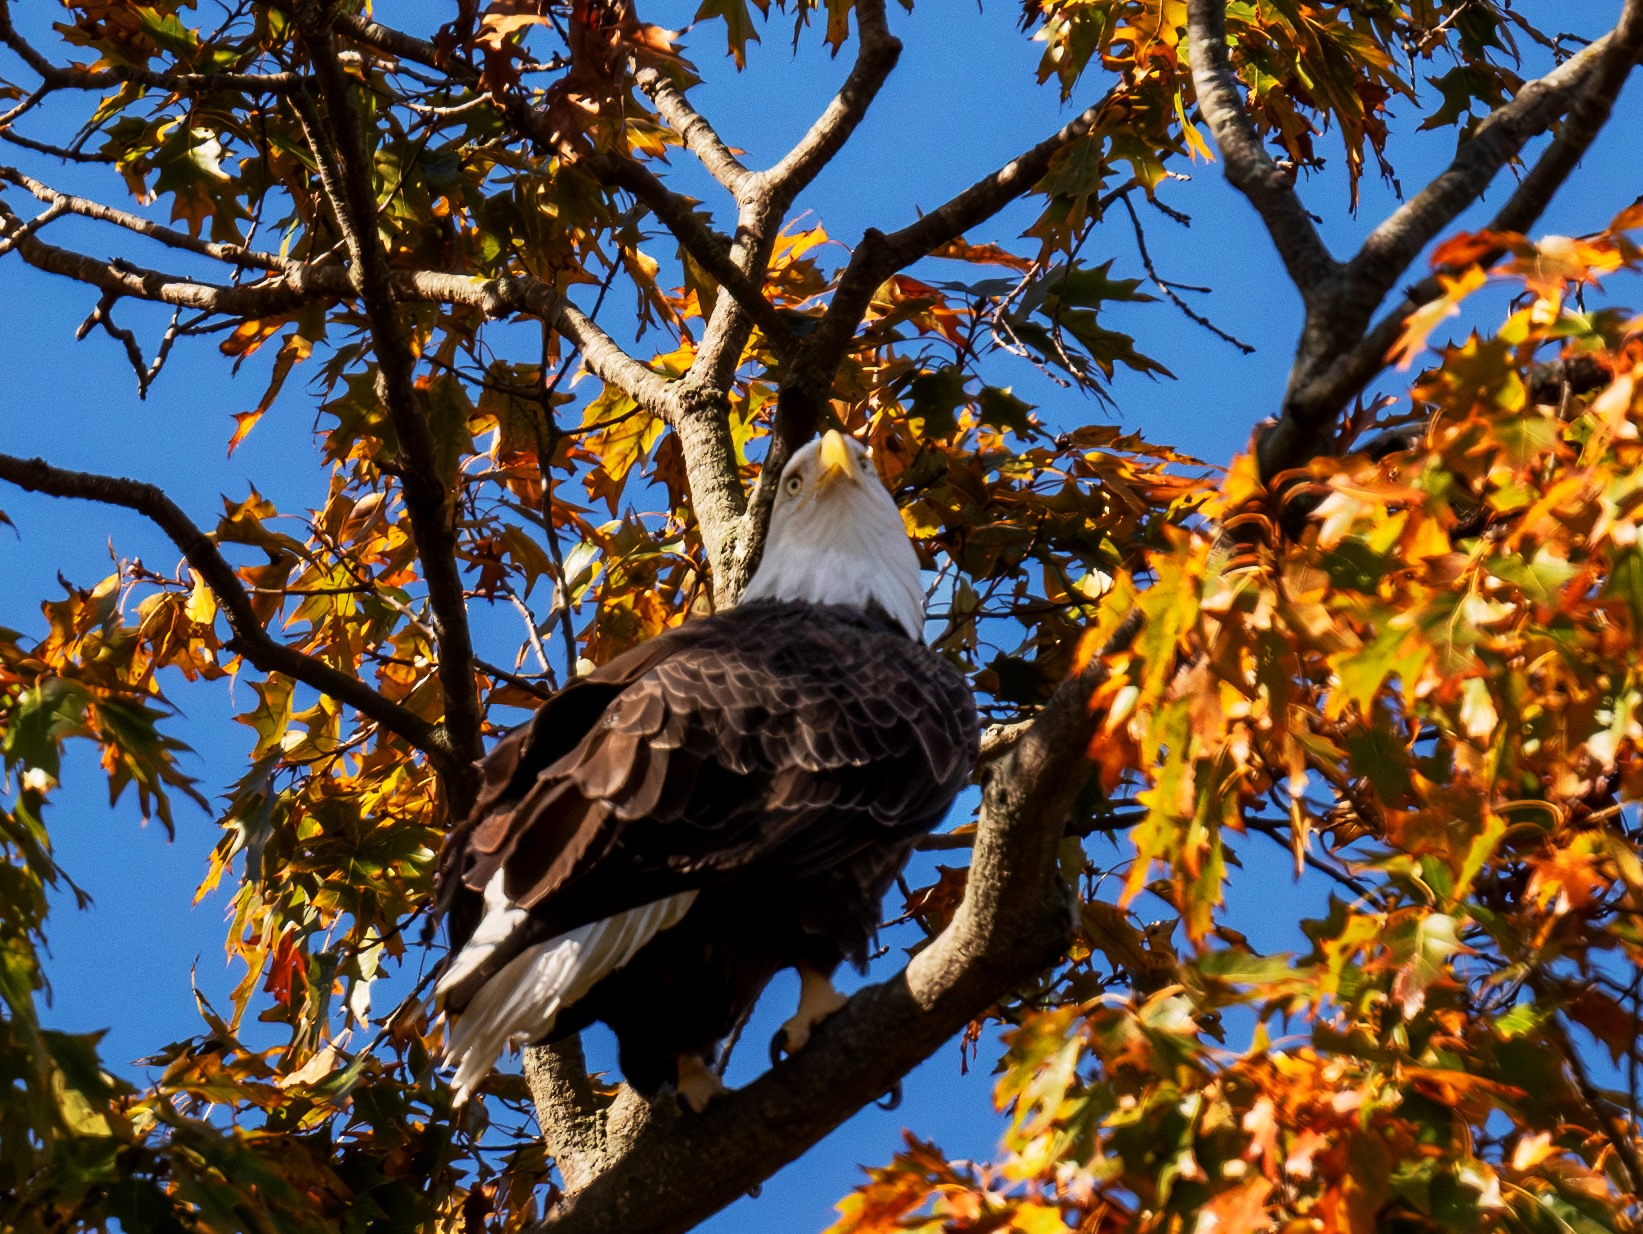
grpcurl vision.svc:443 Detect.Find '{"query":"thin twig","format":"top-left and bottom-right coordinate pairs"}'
top-left (1118, 194), bottom-right (1254, 354)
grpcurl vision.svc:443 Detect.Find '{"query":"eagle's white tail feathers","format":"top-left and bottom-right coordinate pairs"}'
top-left (435, 870), bottom-right (528, 1001)
top-left (442, 890), bottom-right (697, 1104)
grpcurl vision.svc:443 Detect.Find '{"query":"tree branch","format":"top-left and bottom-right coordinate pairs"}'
top-left (330, 9), bottom-right (481, 86)
top-left (712, 93), bottom-right (1138, 600)
top-left (579, 152), bottom-right (798, 355)
top-left (531, 615), bottom-right (1140, 1234)
top-left (808, 90), bottom-right (1117, 381)
top-left (673, 0), bottom-right (902, 475)
top-left (1346, 18), bottom-right (1641, 306)
top-left (294, 15), bottom-right (484, 793)
top-left (757, 0), bottom-right (902, 212)
top-left (0, 197), bottom-right (63, 257)
top-left (1258, 0), bottom-right (1643, 479)
top-left (709, 83), bottom-right (1146, 600)
top-left (0, 0), bottom-right (304, 95)
top-left (0, 165), bottom-right (289, 271)
top-left (0, 453), bottom-right (454, 771)
top-left (1183, 0), bottom-right (1340, 297)
top-left (0, 197), bottom-right (684, 426)
top-left (525, 1037), bottom-right (651, 1195)
top-left (632, 66), bottom-right (750, 199)
top-left (665, 385), bottom-right (750, 605)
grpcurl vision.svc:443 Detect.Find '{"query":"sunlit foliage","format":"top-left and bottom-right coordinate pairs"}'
top-left (0, 1), bottom-right (1639, 1231)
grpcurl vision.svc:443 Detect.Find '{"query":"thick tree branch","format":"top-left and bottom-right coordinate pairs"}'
top-left (531, 616), bottom-right (1138, 1234)
top-left (330, 9), bottom-right (481, 86)
top-left (665, 385), bottom-right (750, 605)
top-left (687, 196), bottom-right (782, 397)
top-left (1183, 0), bottom-right (1340, 297)
top-left (1346, 22), bottom-right (1640, 306)
top-left (0, 453), bottom-right (454, 771)
top-left (1176, 0), bottom-right (1643, 480)
top-left (1258, 0), bottom-right (1643, 479)
top-left (295, 16), bottom-right (485, 788)
top-left (525, 1038), bottom-right (652, 1195)
top-left (556, 300), bottom-right (680, 414)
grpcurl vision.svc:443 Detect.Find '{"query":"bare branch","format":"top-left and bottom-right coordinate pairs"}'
top-left (558, 299), bottom-right (681, 414)
top-left (74, 289), bottom-right (150, 395)
top-left (633, 66), bottom-right (751, 198)
top-left (0, 165), bottom-right (289, 271)
top-left (0, 128), bottom-right (117, 163)
top-left (0, 82), bottom-right (51, 130)
top-left (686, 198), bottom-right (782, 396)
top-left (1117, 192), bottom-right (1254, 354)
top-left (294, 15), bottom-right (485, 795)
top-left (532, 615), bottom-right (1141, 1234)
top-left (1183, 0), bottom-right (1340, 297)
top-left (0, 453), bottom-right (454, 770)
top-left (0, 197), bottom-right (63, 257)
top-left (758, 0), bottom-right (902, 211)
top-left (978, 719), bottom-right (1035, 764)
top-left (0, 200), bottom-right (313, 312)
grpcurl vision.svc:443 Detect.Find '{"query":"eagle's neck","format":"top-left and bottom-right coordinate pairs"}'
top-left (740, 531), bottom-right (926, 641)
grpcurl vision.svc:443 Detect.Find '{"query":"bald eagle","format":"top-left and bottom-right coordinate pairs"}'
top-left (432, 431), bottom-right (977, 1108)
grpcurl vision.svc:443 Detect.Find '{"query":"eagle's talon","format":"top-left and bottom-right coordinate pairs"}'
top-left (876, 1082), bottom-right (902, 1111)
top-left (773, 966), bottom-right (849, 1062)
top-left (675, 1052), bottom-right (727, 1112)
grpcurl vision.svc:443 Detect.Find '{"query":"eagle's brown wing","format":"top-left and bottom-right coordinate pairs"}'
top-left (433, 599), bottom-right (976, 1011)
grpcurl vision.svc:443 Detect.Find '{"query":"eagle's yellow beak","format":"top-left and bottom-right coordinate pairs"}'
top-left (816, 430), bottom-right (859, 488)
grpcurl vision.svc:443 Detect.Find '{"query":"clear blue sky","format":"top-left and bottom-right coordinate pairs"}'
top-left (2, 1), bottom-right (1640, 1229)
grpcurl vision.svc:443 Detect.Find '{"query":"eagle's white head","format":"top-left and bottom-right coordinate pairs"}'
top-left (740, 430), bottom-right (926, 640)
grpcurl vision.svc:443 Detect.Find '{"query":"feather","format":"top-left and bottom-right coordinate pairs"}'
top-left (435, 869), bottom-right (528, 1004)
top-left (432, 439), bottom-right (980, 1101)
top-left (442, 891), bottom-right (697, 1104)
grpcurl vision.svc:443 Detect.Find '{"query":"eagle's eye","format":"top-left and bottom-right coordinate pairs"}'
top-left (785, 475), bottom-right (803, 496)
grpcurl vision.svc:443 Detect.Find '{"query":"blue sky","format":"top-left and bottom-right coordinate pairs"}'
top-left (2, 1), bottom-right (1641, 1229)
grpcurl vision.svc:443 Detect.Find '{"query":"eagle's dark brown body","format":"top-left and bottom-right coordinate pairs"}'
top-left (434, 599), bottom-right (977, 1095)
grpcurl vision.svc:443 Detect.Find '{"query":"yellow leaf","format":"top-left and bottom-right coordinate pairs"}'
top-left (1511, 1130), bottom-right (1554, 1171)
top-left (1009, 1202), bottom-right (1069, 1234)
top-left (185, 569), bottom-right (218, 625)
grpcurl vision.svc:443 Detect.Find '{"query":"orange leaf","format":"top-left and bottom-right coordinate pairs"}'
top-left (227, 409), bottom-right (262, 456)
top-left (1388, 266), bottom-right (1487, 369)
